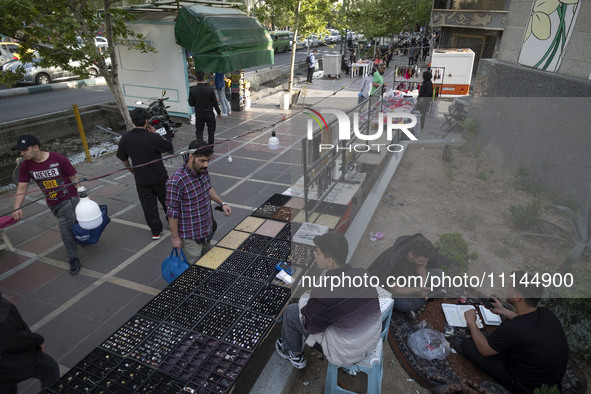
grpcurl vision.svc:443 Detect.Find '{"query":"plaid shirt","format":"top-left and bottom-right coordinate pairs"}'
top-left (166, 165), bottom-right (212, 240)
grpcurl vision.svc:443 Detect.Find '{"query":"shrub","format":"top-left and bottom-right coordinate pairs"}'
top-left (545, 297), bottom-right (591, 365)
top-left (514, 161), bottom-right (542, 196)
top-left (510, 199), bottom-right (543, 231)
top-left (434, 233), bottom-right (478, 275)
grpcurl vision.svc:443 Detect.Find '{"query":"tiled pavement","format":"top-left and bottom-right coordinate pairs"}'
top-left (0, 59), bottom-right (460, 393)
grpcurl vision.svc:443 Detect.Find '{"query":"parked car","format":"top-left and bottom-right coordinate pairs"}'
top-left (94, 36), bottom-right (108, 46)
top-left (0, 47), bottom-right (18, 67)
top-left (2, 52), bottom-right (100, 85)
top-left (0, 42), bottom-right (23, 59)
top-left (304, 34), bottom-right (319, 48)
top-left (328, 30), bottom-right (341, 44)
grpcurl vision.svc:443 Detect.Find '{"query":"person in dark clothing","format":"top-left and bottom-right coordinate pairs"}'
top-left (117, 108), bottom-right (173, 240)
top-left (275, 232), bottom-right (381, 369)
top-left (459, 272), bottom-right (569, 394)
top-left (188, 71), bottom-right (222, 145)
top-left (416, 70), bottom-right (434, 130)
top-left (367, 233), bottom-right (449, 313)
top-left (421, 36), bottom-right (430, 61)
top-left (0, 291), bottom-right (60, 393)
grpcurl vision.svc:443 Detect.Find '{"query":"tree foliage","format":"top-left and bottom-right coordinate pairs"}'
top-left (0, 0), bottom-right (154, 128)
top-left (347, 0), bottom-right (432, 39)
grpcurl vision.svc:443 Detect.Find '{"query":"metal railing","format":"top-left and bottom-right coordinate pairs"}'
top-left (301, 84), bottom-right (397, 221)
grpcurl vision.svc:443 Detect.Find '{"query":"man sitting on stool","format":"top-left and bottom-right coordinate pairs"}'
top-left (275, 232), bottom-right (381, 368)
top-left (459, 271), bottom-right (569, 394)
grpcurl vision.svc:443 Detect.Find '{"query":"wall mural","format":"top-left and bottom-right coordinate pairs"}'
top-left (518, 0), bottom-right (581, 72)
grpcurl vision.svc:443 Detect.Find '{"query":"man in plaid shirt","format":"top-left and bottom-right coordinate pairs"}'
top-left (166, 140), bottom-right (231, 263)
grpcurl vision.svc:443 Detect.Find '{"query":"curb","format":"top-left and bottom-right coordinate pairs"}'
top-left (0, 76), bottom-right (107, 98)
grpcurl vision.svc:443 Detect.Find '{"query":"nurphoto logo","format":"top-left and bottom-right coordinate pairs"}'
top-left (305, 108), bottom-right (418, 153)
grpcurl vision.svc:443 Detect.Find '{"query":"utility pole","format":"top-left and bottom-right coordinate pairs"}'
top-left (287, 0), bottom-right (302, 95)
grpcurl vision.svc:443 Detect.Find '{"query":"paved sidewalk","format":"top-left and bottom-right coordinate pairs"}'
top-left (0, 58), bottom-right (460, 393)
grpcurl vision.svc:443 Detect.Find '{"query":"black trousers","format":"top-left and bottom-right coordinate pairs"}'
top-left (0, 353), bottom-right (60, 394)
top-left (460, 339), bottom-right (535, 394)
top-left (195, 113), bottom-right (216, 145)
top-left (307, 66), bottom-right (314, 83)
top-left (136, 178), bottom-right (167, 236)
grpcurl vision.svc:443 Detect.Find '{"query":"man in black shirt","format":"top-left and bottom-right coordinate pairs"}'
top-left (460, 270), bottom-right (569, 393)
top-left (0, 291), bottom-right (60, 393)
top-left (117, 108), bottom-right (173, 240)
top-left (188, 71), bottom-right (222, 146)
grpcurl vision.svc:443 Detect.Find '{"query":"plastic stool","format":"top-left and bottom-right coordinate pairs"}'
top-left (324, 340), bottom-right (383, 394)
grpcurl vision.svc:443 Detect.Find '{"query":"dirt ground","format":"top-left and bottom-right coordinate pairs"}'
top-left (288, 143), bottom-right (588, 393)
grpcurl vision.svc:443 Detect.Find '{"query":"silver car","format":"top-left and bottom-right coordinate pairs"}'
top-left (0, 47), bottom-right (17, 67)
top-left (2, 54), bottom-right (99, 85)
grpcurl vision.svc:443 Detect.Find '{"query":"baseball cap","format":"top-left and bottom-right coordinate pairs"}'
top-left (12, 134), bottom-right (41, 151)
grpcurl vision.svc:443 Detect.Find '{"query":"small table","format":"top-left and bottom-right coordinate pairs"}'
top-left (351, 62), bottom-right (371, 78)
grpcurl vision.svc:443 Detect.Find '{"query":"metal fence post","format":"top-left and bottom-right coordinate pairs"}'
top-left (73, 105), bottom-right (92, 163)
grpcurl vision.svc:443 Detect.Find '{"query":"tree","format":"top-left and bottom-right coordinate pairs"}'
top-left (0, 0), bottom-right (154, 129)
top-left (252, 0), bottom-right (338, 98)
top-left (347, 0), bottom-right (432, 39)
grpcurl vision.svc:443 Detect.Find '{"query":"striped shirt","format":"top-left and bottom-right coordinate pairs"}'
top-left (166, 165), bottom-right (212, 240)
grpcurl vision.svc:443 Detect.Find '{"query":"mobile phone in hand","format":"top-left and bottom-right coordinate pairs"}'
top-left (479, 297), bottom-right (493, 308)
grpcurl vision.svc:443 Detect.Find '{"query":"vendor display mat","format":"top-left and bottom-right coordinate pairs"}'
top-left (387, 299), bottom-right (587, 393)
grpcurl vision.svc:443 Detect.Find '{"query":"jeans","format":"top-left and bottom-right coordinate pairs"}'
top-left (0, 353), bottom-right (60, 394)
top-left (281, 303), bottom-right (308, 353)
top-left (393, 268), bottom-right (444, 313)
top-left (136, 179), bottom-right (167, 236)
top-left (216, 89), bottom-right (230, 115)
top-left (49, 197), bottom-right (78, 260)
top-left (195, 113), bottom-right (216, 145)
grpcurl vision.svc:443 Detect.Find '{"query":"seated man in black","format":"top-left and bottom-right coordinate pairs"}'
top-left (460, 271), bottom-right (569, 394)
top-left (367, 233), bottom-right (449, 312)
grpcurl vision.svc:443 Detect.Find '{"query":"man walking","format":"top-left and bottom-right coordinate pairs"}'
top-left (189, 71), bottom-right (222, 146)
top-left (306, 49), bottom-right (317, 84)
top-left (166, 140), bottom-right (231, 264)
top-left (11, 135), bottom-right (81, 275)
top-left (117, 108), bottom-right (173, 240)
top-left (0, 291), bottom-right (60, 393)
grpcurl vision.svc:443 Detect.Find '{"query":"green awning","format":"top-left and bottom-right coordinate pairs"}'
top-left (175, 5), bottom-right (273, 72)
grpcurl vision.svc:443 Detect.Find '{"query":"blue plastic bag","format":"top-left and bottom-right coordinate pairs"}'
top-left (71, 205), bottom-right (110, 245)
top-left (161, 248), bottom-right (190, 284)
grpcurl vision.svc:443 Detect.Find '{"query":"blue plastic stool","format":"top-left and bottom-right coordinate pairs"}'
top-left (324, 287), bottom-right (393, 394)
top-left (324, 340), bottom-right (383, 394)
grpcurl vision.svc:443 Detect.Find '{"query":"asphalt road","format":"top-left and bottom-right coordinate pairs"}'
top-left (1, 45), bottom-right (339, 124)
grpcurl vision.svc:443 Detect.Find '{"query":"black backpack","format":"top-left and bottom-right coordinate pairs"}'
top-left (306, 55), bottom-right (311, 65)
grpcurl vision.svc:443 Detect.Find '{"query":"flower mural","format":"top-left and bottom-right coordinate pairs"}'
top-left (518, 0), bottom-right (580, 72)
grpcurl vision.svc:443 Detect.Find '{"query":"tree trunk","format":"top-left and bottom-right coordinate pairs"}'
top-left (287, 0), bottom-right (302, 95)
top-left (103, 0), bottom-right (133, 130)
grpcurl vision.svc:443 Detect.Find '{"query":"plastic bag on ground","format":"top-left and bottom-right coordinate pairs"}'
top-left (407, 328), bottom-right (451, 361)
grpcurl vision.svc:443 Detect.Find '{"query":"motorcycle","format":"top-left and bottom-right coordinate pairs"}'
top-left (135, 90), bottom-right (177, 152)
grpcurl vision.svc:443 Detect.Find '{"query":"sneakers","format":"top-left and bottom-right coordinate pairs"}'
top-left (152, 231), bottom-right (163, 240)
top-left (69, 258), bottom-right (80, 275)
top-left (275, 338), bottom-right (307, 369)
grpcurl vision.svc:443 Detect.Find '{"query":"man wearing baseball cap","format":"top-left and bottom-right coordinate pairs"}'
top-left (11, 135), bottom-right (81, 275)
